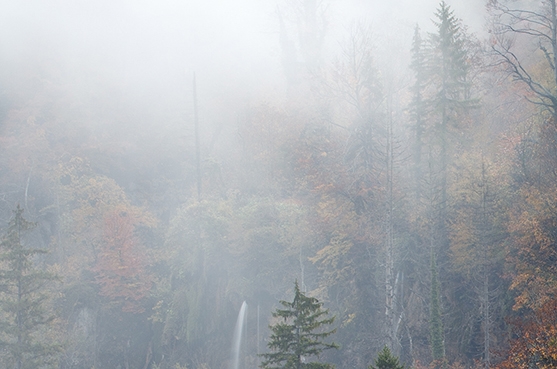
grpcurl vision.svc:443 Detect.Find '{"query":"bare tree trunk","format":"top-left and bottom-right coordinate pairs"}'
top-left (143, 341), bottom-right (153, 369)
top-left (193, 73), bottom-right (201, 202)
top-left (385, 97), bottom-right (396, 352)
top-left (480, 160), bottom-right (491, 369)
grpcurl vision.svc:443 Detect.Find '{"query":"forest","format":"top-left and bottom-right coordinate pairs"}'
top-left (1, 0), bottom-right (557, 368)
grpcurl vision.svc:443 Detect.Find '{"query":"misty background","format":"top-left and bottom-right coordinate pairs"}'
top-left (2, 0), bottom-right (545, 368)
top-left (0, 0), bottom-right (487, 151)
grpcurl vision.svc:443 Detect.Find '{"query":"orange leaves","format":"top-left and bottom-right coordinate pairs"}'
top-left (497, 298), bottom-right (557, 369)
top-left (507, 184), bottom-right (557, 310)
top-left (94, 209), bottom-right (152, 313)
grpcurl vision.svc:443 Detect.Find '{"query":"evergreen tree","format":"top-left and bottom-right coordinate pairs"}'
top-left (427, 1), bottom-right (472, 251)
top-left (429, 1), bottom-right (469, 103)
top-left (260, 281), bottom-right (338, 369)
top-left (0, 205), bottom-right (60, 369)
top-left (369, 346), bottom-right (405, 369)
top-left (410, 24), bottom-right (427, 199)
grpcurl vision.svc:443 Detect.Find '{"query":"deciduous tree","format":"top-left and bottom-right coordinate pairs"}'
top-left (94, 208), bottom-right (152, 313)
top-left (496, 297), bottom-right (557, 369)
top-left (489, 0), bottom-right (557, 120)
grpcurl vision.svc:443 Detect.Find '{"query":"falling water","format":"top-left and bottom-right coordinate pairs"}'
top-left (231, 301), bottom-right (248, 369)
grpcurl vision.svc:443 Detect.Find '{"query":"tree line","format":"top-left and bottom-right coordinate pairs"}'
top-left (1, 1), bottom-right (557, 368)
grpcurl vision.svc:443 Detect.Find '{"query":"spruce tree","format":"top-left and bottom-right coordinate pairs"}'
top-left (0, 205), bottom-right (60, 369)
top-left (428, 1), bottom-right (472, 250)
top-left (260, 281), bottom-right (338, 369)
top-left (369, 346), bottom-right (405, 369)
top-left (410, 24), bottom-right (427, 200)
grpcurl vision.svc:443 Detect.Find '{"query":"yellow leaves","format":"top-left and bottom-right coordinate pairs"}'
top-left (310, 232), bottom-right (355, 286)
top-left (341, 312), bottom-right (356, 328)
top-left (529, 49), bottom-right (556, 93)
top-left (449, 217), bottom-right (477, 276)
top-left (322, 191), bottom-right (382, 248)
top-left (53, 156), bottom-right (156, 291)
top-left (507, 184), bottom-right (557, 310)
top-left (60, 156), bottom-right (153, 227)
top-left (449, 150), bottom-right (507, 277)
top-left (511, 272), bottom-right (557, 311)
top-left (316, 194), bottom-right (360, 237)
top-left (311, 233), bottom-right (353, 268)
top-left (94, 208), bottom-right (153, 313)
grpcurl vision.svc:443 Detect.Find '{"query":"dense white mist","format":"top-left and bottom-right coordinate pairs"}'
top-left (0, 0), bottom-right (488, 148)
top-left (1, 0), bottom-right (487, 86)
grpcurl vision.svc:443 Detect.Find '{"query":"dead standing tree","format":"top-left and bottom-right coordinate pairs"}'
top-left (489, 0), bottom-right (557, 179)
top-left (489, 0), bottom-right (557, 116)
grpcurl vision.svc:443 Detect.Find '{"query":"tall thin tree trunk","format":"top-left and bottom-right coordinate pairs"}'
top-left (385, 83), bottom-right (402, 354)
top-left (16, 212), bottom-right (22, 369)
top-left (480, 160), bottom-right (491, 369)
top-left (193, 73), bottom-right (201, 202)
top-left (483, 270), bottom-right (490, 368)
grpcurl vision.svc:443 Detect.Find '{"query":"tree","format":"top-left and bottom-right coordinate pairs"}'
top-left (489, 0), bottom-right (557, 120)
top-left (429, 251), bottom-right (445, 366)
top-left (410, 24), bottom-right (427, 200)
top-left (94, 208), bottom-right (152, 314)
top-left (160, 199), bottom-right (235, 369)
top-left (489, 0), bottom-right (557, 185)
top-left (277, 0), bottom-right (328, 93)
top-left (260, 281), bottom-right (338, 369)
top-left (449, 153), bottom-right (508, 367)
top-left (427, 1), bottom-right (473, 254)
top-left (0, 205), bottom-right (60, 369)
top-left (496, 297), bottom-right (557, 369)
top-left (506, 184), bottom-right (557, 310)
top-left (405, 5), bottom-right (478, 364)
top-left (369, 346), bottom-right (405, 369)
top-left (487, 0), bottom-right (557, 312)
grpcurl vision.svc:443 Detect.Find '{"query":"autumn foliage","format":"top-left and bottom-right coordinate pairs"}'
top-left (94, 209), bottom-right (152, 313)
top-left (496, 298), bottom-right (557, 369)
top-left (507, 185), bottom-right (557, 310)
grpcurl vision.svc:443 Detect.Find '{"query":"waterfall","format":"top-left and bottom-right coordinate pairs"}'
top-left (231, 301), bottom-right (248, 369)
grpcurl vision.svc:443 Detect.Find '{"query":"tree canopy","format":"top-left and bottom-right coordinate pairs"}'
top-left (260, 281), bottom-right (338, 369)
top-left (0, 206), bottom-right (60, 369)
top-left (1, 1), bottom-right (557, 368)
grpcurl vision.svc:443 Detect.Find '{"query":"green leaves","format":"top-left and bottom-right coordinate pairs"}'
top-left (369, 346), bottom-right (405, 369)
top-left (0, 206), bottom-right (61, 369)
top-left (261, 281), bottom-right (338, 369)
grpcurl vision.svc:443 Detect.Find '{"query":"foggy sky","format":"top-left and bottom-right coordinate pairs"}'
top-left (0, 0), bottom-right (488, 144)
top-left (1, 0), bottom-right (488, 81)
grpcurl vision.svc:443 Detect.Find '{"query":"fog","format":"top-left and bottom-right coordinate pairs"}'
top-left (0, 0), bottom-right (486, 159)
top-left (1, 0), bottom-right (487, 111)
top-left (2, 1), bottom-right (527, 368)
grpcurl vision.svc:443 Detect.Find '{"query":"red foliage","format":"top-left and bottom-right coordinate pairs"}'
top-left (496, 298), bottom-right (557, 369)
top-left (94, 209), bottom-right (152, 313)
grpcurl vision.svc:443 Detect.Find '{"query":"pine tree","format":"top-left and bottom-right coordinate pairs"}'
top-left (260, 281), bottom-right (338, 369)
top-left (369, 346), bottom-right (405, 369)
top-left (0, 205), bottom-right (60, 369)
